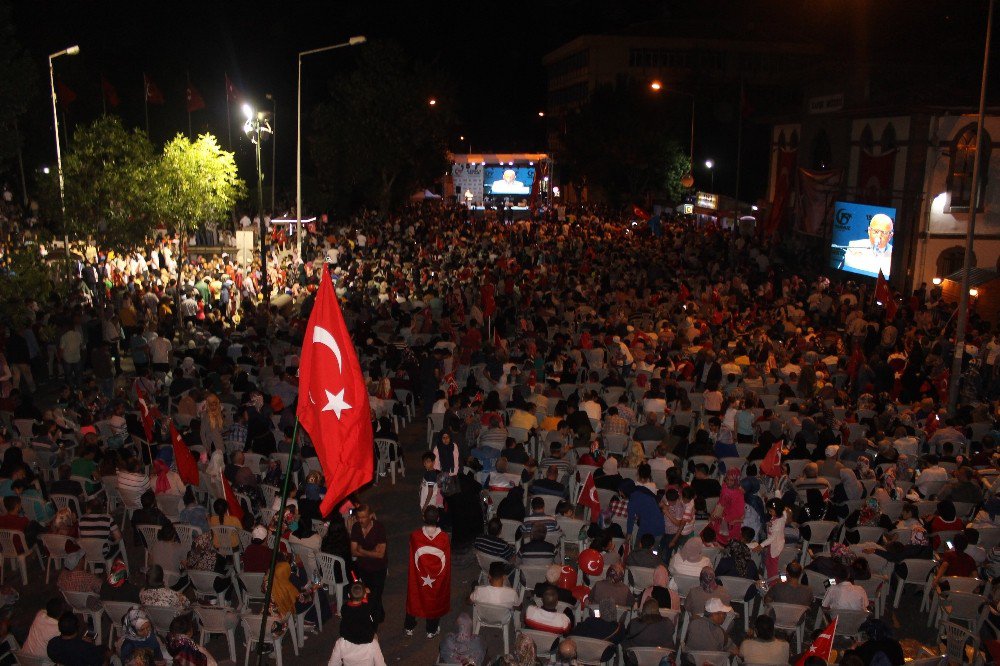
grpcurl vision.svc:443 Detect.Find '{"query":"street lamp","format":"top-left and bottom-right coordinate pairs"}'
top-left (296, 35), bottom-right (366, 260)
top-left (265, 93), bottom-right (276, 213)
top-left (49, 44), bottom-right (80, 274)
top-left (650, 80), bottom-right (695, 189)
top-left (705, 159), bottom-right (715, 192)
top-left (243, 103), bottom-right (273, 311)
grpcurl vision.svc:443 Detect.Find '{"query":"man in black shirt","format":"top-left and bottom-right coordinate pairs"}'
top-left (47, 612), bottom-right (106, 666)
top-left (689, 464), bottom-right (721, 499)
top-left (339, 582), bottom-right (378, 645)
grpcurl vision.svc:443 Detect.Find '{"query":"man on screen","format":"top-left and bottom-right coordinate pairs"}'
top-left (843, 213), bottom-right (893, 278)
top-left (490, 169), bottom-right (529, 195)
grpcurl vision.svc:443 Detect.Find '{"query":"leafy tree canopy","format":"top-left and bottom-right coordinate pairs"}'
top-left (157, 133), bottom-right (246, 236)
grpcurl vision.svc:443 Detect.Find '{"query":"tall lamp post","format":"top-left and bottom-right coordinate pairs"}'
top-left (650, 80), bottom-right (695, 188)
top-left (243, 103), bottom-right (273, 311)
top-left (49, 44), bottom-right (80, 275)
top-left (296, 35), bottom-right (366, 260)
top-left (948, 0), bottom-right (995, 414)
top-left (265, 93), bottom-right (277, 213)
top-left (705, 159), bottom-right (715, 192)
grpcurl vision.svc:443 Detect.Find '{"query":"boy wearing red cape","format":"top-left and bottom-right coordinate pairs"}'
top-left (405, 505), bottom-right (452, 638)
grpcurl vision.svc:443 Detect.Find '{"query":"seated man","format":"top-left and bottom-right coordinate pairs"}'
top-left (242, 525), bottom-right (273, 573)
top-left (519, 496), bottom-right (561, 540)
top-left (78, 498), bottom-right (124, 560)
top-left (22, 598), bottom-right (66, 659)
top-left (0, 495), bottom-right (42, 553)
top-left (469, 562), bottom-right (520, 610)
top-left (47, 612), bottom-right (106, 666)
top-left (683, 598), bottom-right (738, 664)
top-left (525, 587), bottom-right (573, 634)
top-left (625, 534), bottom-right (662, 569)
top-left (518, 522), bottom-right (557, 565)
top-left (474, 518), bottom-right (516, 563)
top-left (762, 562), bottom-right (813, 609)
top-left (49, 464), bottom-right (84, 497)
top-left (622, 598), bottom-right (675, 651)
top-left (569, 598), bottom-right (623, 663)
top-left (529, 464), bottom-right (569, 500)
top-left (822, 571), bottom-right (869, 612)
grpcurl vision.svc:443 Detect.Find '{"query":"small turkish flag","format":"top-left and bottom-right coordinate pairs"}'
top-left (577, 471), bottom-right (602, 523)
top-left (101, 75), bottom-right (120, 108)
top-left (137, 389), bottom-right (160, 443)
top-left (795, 616), bottom-right (837, 666)
top-left (297, 267), bottom-right (373, 516)
top-left (144, 73), bottom-right (164, 105)
top-left (56, 79), bottom-right (76, 109)
top-left (760, 438), bottom-right (784, 478)
top-left (225, 73), bottom-right (242, 103)
top-left (169, 422), bottom-right (200, 486)
top-left (874, 269), bottom-right (890, 305)
top-left (632, 204), bottom-right (651, 221)
top-left (185, 83), bottom-right (205, 113)
top-left (221, 470), bottom-right (244, 522)
top-left (480, 282), bottom-right (496, 318)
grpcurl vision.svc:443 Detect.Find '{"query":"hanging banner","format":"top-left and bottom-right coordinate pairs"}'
top-left (795, 168), bottom-right (842, 236)
top-left (762, 148), bottom-right (797, 238)
top-left (452, 163), bottom-right (484, 206)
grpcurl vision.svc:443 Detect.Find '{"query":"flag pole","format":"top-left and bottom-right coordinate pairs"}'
top-left (143, 74), bottom-right (150, 136)
top-left (254, 416), bottom-right (300, 666)
top-left (225, 72), bottom-right (232, 150)
top-left (187, 71), bottom-right (192, 139)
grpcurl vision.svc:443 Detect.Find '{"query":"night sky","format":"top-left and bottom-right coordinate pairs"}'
top-left (9, 0), bottom-right (995, 208)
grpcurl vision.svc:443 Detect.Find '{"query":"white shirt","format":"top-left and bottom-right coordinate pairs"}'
top-left (580, 399), bottom-right (602, 422)
top-left (22, 610), bottom-right (60, 657)
top-left (470, 584), bottom-right (519, 608)
top-left (59, 330), bottom-right (84, 364)
top-left (760, 513), bottom-right (787, 558)
top-left (149, 336), bottom-right (173, 364)
top-left (822, 581), bottom-right (869, 611)
top-left (328, 637), bottom-right (386, 666)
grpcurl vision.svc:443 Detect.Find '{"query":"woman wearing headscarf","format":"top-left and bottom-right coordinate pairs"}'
top-left (186, 531), bottom-right (234, 599)
top-left (166, 613), bottom-right (217, 666)
top-left (499, 632), bottom-right (539, 666)
top-left (152, 459), bottom-right (185, 496)
top-left (120, 606), bottom-right (164, 663)
top-left (683, 566), bottom-right (732, 615)
top-left (715, 537), bottom-right (760, 582)
top-left (668, 537), bottom-right (711, 578)
top-left (438, 613), bottom-right (487, 665)
top-left (871, 467), bottom-right (903, 506)
top-left (844, 497), bottom-right (894, 543)
top-left (832, 468), bottom-right (865, 518)
top-left (589, 563), bottom-right (634, 608)
top-left (711, 468), bottom-right (745, 546)
top-left (639, 564), bottom-right (681, 611)
top-left (200, 393), bottom-right (226, 454)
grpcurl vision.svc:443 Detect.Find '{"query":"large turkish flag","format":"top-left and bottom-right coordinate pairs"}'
top-left (297, 267), bottom-right (373, 516)
top-left (405, 527), bottom-right (452, 619)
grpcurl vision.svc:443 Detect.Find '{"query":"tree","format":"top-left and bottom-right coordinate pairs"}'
top-left (559, 84), bottom-right (692, 204)
top-left (157, 133), bottom-right (246, 237)
top-left (0, 246), bottom-right (56, 325)
top-left (0, 0), bottom-right (38, 172)
top-left (310, 41), bottom-right (453, 214)
top-left (51, 116), bottom-right (159, 252)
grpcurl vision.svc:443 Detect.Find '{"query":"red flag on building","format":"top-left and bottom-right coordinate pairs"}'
top-left (632, 204), bottom-right (651, 221)
top-left (101, 75), bottom-right (120, 108)
top-left (874, 269), bottom-right (890, 305)
top-left (297, 267), bottom-right (374, 516)
top-left (225, 73), bottom-right (242, 102)
top-left (169, 422), bottom-right (200, 486)
top-left (577, 471), bottom-right (602, 523)
top-left (221, 471), bottom-right (245, 521)
top-left (56, 79), bottom-right (76, 109)
top-left (760, 438), bottom-right (784, 477)
top-left (795, 616), bottom-right (838, 666)
top-left (405, 526), bottom-right (452, 619)
top-left (144, 74), bottom-right (165, 104)
top-left (185, 82), bottom-right (205, 113)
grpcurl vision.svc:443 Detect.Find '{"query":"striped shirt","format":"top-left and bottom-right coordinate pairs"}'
top-left (116, 471), bottom-right (151, 508)
top-left (520, 514), bottom-right (562, 539)
top-left (78, 513), bottom-right (120, 555)
top-left (474, 534), bottom-right (516, 561)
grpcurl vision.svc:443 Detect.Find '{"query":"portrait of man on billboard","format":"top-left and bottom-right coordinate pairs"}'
top-left (843, 213), bottom-right (893, 277)
top-left (490, 169), bottom-right (529, 194)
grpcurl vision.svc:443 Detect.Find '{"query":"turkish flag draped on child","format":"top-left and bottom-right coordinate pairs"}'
top-left (405, 525), bottom-right (452, 619)
top-left (297, 267), bottom-right (373, 516)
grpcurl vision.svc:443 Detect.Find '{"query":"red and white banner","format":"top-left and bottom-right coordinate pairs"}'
top-left (763, 148), bottom-right (797, 238)
top-left (795, 168), bottom-right (842, 236)
top-left (857, 149), bottom-right (896, 207)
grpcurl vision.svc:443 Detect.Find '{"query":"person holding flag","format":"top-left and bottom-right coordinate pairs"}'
top-left (405, 505), bottom-right (452, 638)
top-left (753, 498), bottom-right (787, 581)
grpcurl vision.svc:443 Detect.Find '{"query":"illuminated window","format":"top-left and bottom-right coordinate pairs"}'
top-left (948, 123), bottom-right (991, 211)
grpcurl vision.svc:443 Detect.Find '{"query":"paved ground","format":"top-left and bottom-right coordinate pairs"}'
top-left (6, 413), bottom-right (942, 664)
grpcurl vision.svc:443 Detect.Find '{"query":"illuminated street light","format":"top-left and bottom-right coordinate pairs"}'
top-left (49, 44), bottom-right (80, 275)
top-left (650, 80), bottom-right (695, 189)
top-left (295, 36), bottom-right (366, 259)
top-left (650, 80), bottom-right (662, 91)
top-left (932, 277), bottom-right (942, 285)
top-left (970, 288), bottom-right (979, 297)
top-left (705, 159), bottom-right (715, 191)
top-left (538, 111), bottom-right (545, 117)
top-left (428, 98), bottom-right (437, 106)
top-left (242, 102), bottom-right (273, 312)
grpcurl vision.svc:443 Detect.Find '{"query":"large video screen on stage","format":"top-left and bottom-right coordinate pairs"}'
top-left (829, 201), bottom-right (896, 279)
top-left (483, 166), bottom-right (535, 196)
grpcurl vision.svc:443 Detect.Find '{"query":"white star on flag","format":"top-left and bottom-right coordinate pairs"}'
top-left (322, 388), bottom-right (351, 419)
top-left (421, 575), bottom-right (436, 587)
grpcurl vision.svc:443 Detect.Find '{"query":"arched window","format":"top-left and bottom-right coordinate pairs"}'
top-left (936, 246), bottom-right (975, 278)
top-left (790, 130), bottom-right (800, 150)
top-left (948, 123), bottom-right (992, 210)
top-left (776, 130), bottom-right (786, 149)
top-left (811, 129), bottom-right (832, 170)
top-left (860, 125), bottom-right (874, 152)
top-left (881, 123), bottom-right (897, 151)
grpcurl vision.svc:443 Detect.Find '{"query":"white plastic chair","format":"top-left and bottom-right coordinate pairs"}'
top-left (39, 534), bottom-right (77, 584)
top-left (188, 570), bottom-right (226, 605)
top-left (769, 602), bottom-right (809, 653)
top-left (143, 605), bottom-right (182, 637)
top-left (472, 602), bottom-right (515, 655)
top-left (316, 552), bottom-right (349, 612)
top-left (102, 600), bottom-right (134, 647)
top-left (61, 591), bottom-right (103, 644)
top-left (682, 649), bottom-right (730, 666)
top-left (519, 628), bottom-right (558, 660)
top-left (194, 605), bottom-right (239, 663)
top-left (716, 576), bottom-right (758, 631)
top-left (627, 566), bottom-right (657, 595)
top-left (0, 529), bottom-right (42, 585)
top-left (241, 613), bottom-right (288, 666)
top-left (239, 571), bottom-right (267, 607)
top-left (50, 494), bottom-right (81, 517)
top-left (892, 558), bottom-right (937, 608)
top-left (573, 635), bottom-right (616, 666)
top-left (374, 438), bottom-right (405, 484)
top-left (135, 524), bottom-right (160, 568)
top-left (942, 621), bottom-right (979, 666)
top-left (626, 647), bottom-right (675, 666)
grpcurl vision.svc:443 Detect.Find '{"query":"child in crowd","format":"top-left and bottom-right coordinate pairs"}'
top-left (420, 452), bottom-right (443, 513)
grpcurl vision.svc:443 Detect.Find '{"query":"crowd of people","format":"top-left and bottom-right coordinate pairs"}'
top-left (0, 197), bottom-right (998, 666)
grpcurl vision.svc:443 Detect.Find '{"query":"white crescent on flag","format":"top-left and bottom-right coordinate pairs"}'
top-left (312, 325), bottom-right (343, 371)
top-left (414, 545), bottom-right (447, 587)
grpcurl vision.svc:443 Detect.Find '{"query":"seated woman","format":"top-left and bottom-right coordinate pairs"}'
top-left (270, 557), bottom-right (325, 629)
top-left (843, 498), bottom-right (893, 544)
top-left (140, 565), bottom-right (190, 610)
top-left (152, 458), bottom-right (185, 496)
top-left (186, 532), bottom-right (235, 601)
top-left (638, 564), bottom-right (681, 611)
top-left (149, 523), bottom-right (190, 591)
top-left (438, 613), bottom-right (486, 666)
top-left (589, 563), bottom-right (634, 609)
top-left (166, 613), bottom-right (218, 666)
top-left (740, 615), bottom-right (790, 666)
top-left (120, 607), bottom-right (165, 664)
top-left (669, 537), bottom-right (711, 578)
top-left (684, 567), bottom-right (732, 615)
top-left (714, 529), bottom-right (761, 602)
top-left (831, 468), bottom-right (867, 518)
